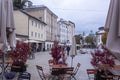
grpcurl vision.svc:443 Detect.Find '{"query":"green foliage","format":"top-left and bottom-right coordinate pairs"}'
top-left (75, 34), bottom-right (80, 44)
top-left (85, 35), bottom-right (93, 44)
top-left (75, 34), bottom-right (83, 44)
top-left (13, 0), bottom-right (29, 9)
top-left (102, 31), bottom-right (108, 44)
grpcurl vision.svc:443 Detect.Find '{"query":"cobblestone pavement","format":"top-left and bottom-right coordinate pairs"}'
top-left (1, 49), bottom-right (120, 80)
top-left (26, 50), bottom-right (94, 80)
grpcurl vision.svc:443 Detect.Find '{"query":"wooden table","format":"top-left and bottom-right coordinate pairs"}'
top-left (49, 64), bottom-right (73, 80)
top-left (52, 64), bottom-right (68, 69)
top-left (109, 69), bottom-right (120, 76)
top-left (51, 64), bottom-right (68, 75)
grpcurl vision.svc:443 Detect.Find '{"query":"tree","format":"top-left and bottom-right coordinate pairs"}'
top-left (85, 35), bottom-right (93, 45)
top-left (85, 31), bottom-right (96, 45)
top-left (102, 31), bottom-right (108, 44)
top-left (13, 0), bottom-right (31, 9)
top-left (75, 34), bottom-right (83, 44)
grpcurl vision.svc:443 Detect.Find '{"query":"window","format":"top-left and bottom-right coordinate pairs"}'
top-left (32, 21), bottom-right (34, 26)
top-left (40, 24), bottom-right (41, 29)
top-left (41, 34), bottom-right (43, 38)
top-left (39, 17), bottom-right (42, 20)
top-left (35, 32), bottom-right (37, 37)
top-left (38, 33), bottom-right (40, 38)
top-left (35, 22), bottom-right (37, 27)
top-left (31, 32), bottom-right (33, 37)
top-left (41, 25), bottom-right (43, 29)
top-left (38, 23), bottom-right (40, 28)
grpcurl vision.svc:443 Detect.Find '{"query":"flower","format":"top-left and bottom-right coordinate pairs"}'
top-left (91, 45), bottom-right (115, 67)
top-left (8, 41), bottom-right (30, 62)
top-left (50, 41), bottom-right (61, 64)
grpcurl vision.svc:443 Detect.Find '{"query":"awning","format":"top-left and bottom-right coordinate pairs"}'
top-left (24, 40), bottom-right (39, 43)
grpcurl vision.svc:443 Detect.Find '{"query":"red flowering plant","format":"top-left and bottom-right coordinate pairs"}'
top-left (8, 41), bottom-right (30, 62)
top-left (0, 50), bottom-right (4, 59)
top-left (91, 45), bottom-right (115, 67)
top-left (0, 50), bottom-right (3, 56)
top-left (50, 41), bottom-right (61, 64)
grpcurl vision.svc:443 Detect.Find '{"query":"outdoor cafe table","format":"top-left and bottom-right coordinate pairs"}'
top-left (109, 69), bottom-right (120, 77)
top-left (0, 59), bottom-right (13, 74)
top-left (50, 64), bottom-right (73, 80)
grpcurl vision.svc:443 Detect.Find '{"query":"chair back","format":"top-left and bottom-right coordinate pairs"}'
top-left (86, 69), bottom-right (96, 80)
top-left (36, 65), bottom-right (46, 80)
top-left (66, 67), bottom-right (74, 72)
top-left (48, 59), bottom-right (55, 66)
top-left (74, 63), bottom-right (81, 75)
top-left (87, 69), bottom-right (96, 74)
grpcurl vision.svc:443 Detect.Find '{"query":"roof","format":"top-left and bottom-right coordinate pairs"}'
top-left (24, 5), bottom-right (58, 18)
top-left (15, 9), bottom-right (47, 25)
top-left (69, 21), bottom-right (75, 28)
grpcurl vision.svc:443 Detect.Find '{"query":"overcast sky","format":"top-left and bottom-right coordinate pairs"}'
top-left (30, 0), bottom-right (110, 35)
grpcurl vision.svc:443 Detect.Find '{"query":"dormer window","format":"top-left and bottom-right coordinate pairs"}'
top-left (39, 17), bottom-right (42, 20)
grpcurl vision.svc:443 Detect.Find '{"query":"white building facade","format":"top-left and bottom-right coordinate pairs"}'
top-left (14, 10), bottom-right (46, 51)
top-left (57, 19), bottom-right (75, 46)
top-left (24, 5), bottom-right (58, 50)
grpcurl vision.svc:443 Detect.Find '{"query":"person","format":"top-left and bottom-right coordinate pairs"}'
top-left (66, 46), bottom-right (70, 56)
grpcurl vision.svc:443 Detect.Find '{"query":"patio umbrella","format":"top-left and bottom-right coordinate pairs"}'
top-left (70, 36), bottom-right (77, 67)
top-left (0, 0), bottom-right (16, 79)
top-left (105, 0), bottom-right (120, 58)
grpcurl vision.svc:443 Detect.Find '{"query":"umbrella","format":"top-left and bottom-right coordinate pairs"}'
top-left (0, 0), bottom-right (16, 79)
top-left (105, 0), bottom-right (120, 57)
top-left (70, 36), bottom-right (77, 67)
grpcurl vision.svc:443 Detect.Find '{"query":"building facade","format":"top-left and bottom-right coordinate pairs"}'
top-left (96, 30), bottom-right (105, 47)
top-left (68, 21), bottom-right (75, 45)
top-left (24, 5), bottom-right (58, 50)
top-left (57, 19), bottom-right (75, 46)
top-left (14, 10), bottom-right (46, 51)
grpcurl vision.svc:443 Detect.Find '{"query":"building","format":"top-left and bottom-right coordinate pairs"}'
top-left (14, 9), bottom-right (46, 51)
top-left (68, 21), bottom-right (75, 45)
top-left (57, 19), bottom-right (75, 46)
top-left (24, 5), bottom-right (58, 50)
top-left (96, 30), bottom-right (105, 47)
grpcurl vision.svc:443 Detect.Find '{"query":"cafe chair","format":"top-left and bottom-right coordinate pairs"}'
top-left (36, 65), bottom-right (52, 80)
top-left (112, 65), bottom-right (120, 80)
top-left (51, 69), bottom-right (67, 80)
top-left (66, 63), bottom-right (81, 80)
top-left (48, 59), bottom-right (54, 67)
top-left (86, 69), bottom-right (96, 80)
top-left (58, 67), bottom-right (74, 80)
top-left (48, 59), bottom-right (55, 73)
top-left (18, 72), bottom-right (31, 80)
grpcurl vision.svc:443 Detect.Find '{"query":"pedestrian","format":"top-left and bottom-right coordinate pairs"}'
top-left (66, 46), bottom-right (70, 56)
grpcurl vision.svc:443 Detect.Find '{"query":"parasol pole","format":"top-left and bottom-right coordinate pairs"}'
top-left (2, 51), bottom-right (6, 80)
top-left (70, 54), bottom-right (75, 67)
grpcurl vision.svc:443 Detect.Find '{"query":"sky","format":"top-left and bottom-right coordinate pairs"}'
top-left (30, 0), bottom-right (110, 35)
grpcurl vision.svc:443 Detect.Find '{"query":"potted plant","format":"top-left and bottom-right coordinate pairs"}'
top-left (8, 41), bottom-right (30, 72)
top-left (50, 41), bottom-right (61, 64)
top-left (91, 45), bottom-right (115, 67)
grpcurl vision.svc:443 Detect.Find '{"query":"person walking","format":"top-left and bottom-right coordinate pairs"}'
top-left (66, 46), bottom-right (70, 56)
